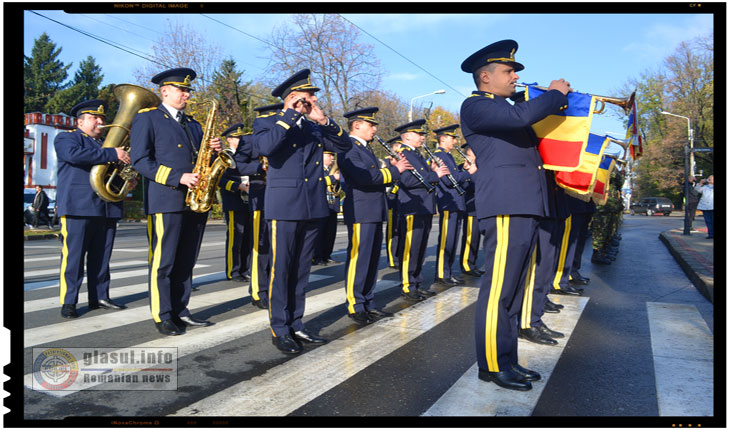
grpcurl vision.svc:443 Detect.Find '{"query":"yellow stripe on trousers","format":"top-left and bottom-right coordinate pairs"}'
top-left (150, 214), bottom-right (165, 323)
top-left (268, 220), bottom-right (277, 337)
top-left (485, 215), bottom-right (510, 372)
top-left (345, 223), bottom-right (360, 314)
top-left (462, 216), bottom-right (473, 272)
top-left (438, 210), bottom-right (449, 279)
top-left (147, 215), bottom-right (153, 264)
top-left (226, 210), bottom-right (235, 279)
top-left (552, 215), bottom-right (572, 290)
top-left (59, 216), bottom-right (69, 305)
top-left (387, 209), bottom-right (395, 266)
top-left (250, 210), bottom-right (261, 301)
top-left (520, 244), bottom-right (539, 329)
top-left (401, 215), bottom-right (414, 293)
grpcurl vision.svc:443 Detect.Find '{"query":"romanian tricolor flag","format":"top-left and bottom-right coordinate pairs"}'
top-left (625, 95), bottom-right (642, 159)
top-left (555, 133), bottom-right (610, 196)
top-left (525, 85), bottom-right (598, 171)
top-left (591, 155), bottom-right (617, 205)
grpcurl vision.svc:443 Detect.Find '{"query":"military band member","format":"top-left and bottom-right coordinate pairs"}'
top-left (567, 195), bottom-right (596, 285)
top-left (518, 171), bottom-right (569, 347)
top-left (459, 146), bottom-right (484, 277)
top-left (55, 99), bottom-right (130, 319)
top-left (431, 124), bottom-right (475, 286)
top-left (252, 69), bottom-right (352, 354)
top-left (385, 136), bottom-right (403, 269)
top-left (218, 123), bottom-right (252, 283)
top-left (312, 151), bottom-right (341, 265)
top-left (460, 40), bottom-right (571, 390)
top-left (394, 119), bottom-right (450, 301)
top-left (339, 108), bottom-right (411, 324)
top-left (130, 67), bottom-right (220, 336)
top-left (237, 103), bottom-right (284, 310)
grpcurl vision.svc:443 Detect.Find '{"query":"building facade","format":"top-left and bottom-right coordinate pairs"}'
top-left (24, 112), bottom-right (77, 200)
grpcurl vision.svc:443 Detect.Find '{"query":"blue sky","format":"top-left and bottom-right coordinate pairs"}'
top-left (23, 7), bottom-right (714, 155)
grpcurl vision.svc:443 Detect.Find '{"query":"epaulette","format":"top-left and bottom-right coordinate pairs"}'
top-left (258, 112), bottom-right (278, 118)
top-left (138, 107), bottom-right (157, 113)
top-left (469, 92), bottom-right (494, 99)
top-left (397, 146), bottom-right (408, 152)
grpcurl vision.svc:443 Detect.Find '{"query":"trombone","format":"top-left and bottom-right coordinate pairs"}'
top-left (515, 84), bottom-right (635, 115)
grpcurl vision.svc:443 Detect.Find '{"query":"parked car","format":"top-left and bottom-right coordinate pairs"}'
top-left (629, 197), bottom-right (674, 216)
top-left (24, 192), bottom-right (57, 226)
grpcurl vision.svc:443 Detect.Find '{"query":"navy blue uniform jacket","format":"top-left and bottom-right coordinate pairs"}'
top-left (432, 148), bottom-right (471, 212)
top-left (396, 145), bottom-right (440, 216)
top-left (252, 109), bottom-right (352, 221)
top-left (460, 89), bottom-right (568, 219)
top-left (230, 133), bottom-right (266, 212)
top-left (54, 129), bottom-right (123, 218)
top-left (130, 105), bottom-right (204, 214)
top-left (339, 137), bottom-right (401, 224)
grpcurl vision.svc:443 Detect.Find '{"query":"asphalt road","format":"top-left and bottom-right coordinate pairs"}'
top-left (15, 214), bottom-right (716, 425)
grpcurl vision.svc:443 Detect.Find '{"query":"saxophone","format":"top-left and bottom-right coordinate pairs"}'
top-left (185, 99), bottom-right (237, 213)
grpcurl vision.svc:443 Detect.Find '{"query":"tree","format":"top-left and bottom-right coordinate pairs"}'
top-left (265, 14), bottom-right (383, 116)
top-left (24, 32), bottom-right (72, 113)
top-left (46, 56), bottom-right (104, 115)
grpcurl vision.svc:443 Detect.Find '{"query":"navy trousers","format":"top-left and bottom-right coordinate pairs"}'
top-left (460, 214), bottom-right (483, 274)
top-left (344, 222), bottom-right (383, 314)
top-left (520, 217), bottom-right (560, 329)
top-left (570, 213), bottom-right (592, 276)
top-left (552, 216), bottom-right (579, 290)
top-left (224, 207), bottom-right (251, 280)
top-left (386, 208), bottom-right (400, 268)
top-left (248, 209), bottom-right (270, 301)
top-left (59, 216), bottom-right (117, 305)
top-left (146, 211), bottom-right (208, 323)
top-left (475, 215), bottom-right (539, 372)
top-left (398, 214), bottom-right (433, 294)
top-left (267, 219), bottom-right (319, 337)
top-left (314, 212), bottom-right (338, 262)
top-left (435, 210), bottom-right (464, 280)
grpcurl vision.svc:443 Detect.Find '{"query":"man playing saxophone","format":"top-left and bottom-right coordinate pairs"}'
top-left (130, 67), bottom-right (222, 336)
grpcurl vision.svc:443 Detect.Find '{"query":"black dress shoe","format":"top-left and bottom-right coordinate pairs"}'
top-left (61, 304), bottom-right (78, 319)
top-left (591, 252), bottom-right (612, 265)
top-left (518, 327), bottom-right (558, 346)
top-left (434, 277), bottom-right (458, 286)
top-left (511, 364), bottom-right (541, 381)
top-left (348, 311), bottom-right (375, 325)
top-left (324, 257), bottom-right (338, 263)
top-left (272, 335), bottom-right (303, 354)
top-left (537, 323), bottom-right (565, 339)
top-left (156, 320), bottom-right (184, 336)
top-left (552, 285), bottom-right (582, 296)
top-left (546, 298), bottom-right (564, 309)
top-left (367, 308), bottom-right (394, 319)
top-left (572, 271), bottom-right (590, 282)
top-left (177, 315), bottom-right (214, 327)
top-left (229, 276), bottom-right (247, 282)
top-left (417, 288), bottom-right (436, 297)
top-left (242, 274), bottom-right (251, 282)
top-left (543, 300), bottom-right (560, 313)
top-left (478, 368), bottom-right (532, 391)
top-left (462, 270), bottom-right (482, 277)
top-left (401, 290), bottom-right (425, 302)
top-left (252, 297), bottom-right (268, 309)
top-left (449, 276), bottom-right (465, 285)
top-left (90, 298), bottom-right (127, 310)
top-left (293, 329), bottom-right (327, 344)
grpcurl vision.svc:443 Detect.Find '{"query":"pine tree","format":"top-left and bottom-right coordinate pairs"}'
top-left (24, 33), bottom-right (72, 113)
top-left (46, 56), bottom-right (105, 115)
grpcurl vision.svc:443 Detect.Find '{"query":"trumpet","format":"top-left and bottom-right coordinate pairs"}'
top-left (374, 135), bottom-right (436, 193)
top-left (514, 84), bottom-right (635, 115)
top-left (421, 143), bottom-right (466, 196)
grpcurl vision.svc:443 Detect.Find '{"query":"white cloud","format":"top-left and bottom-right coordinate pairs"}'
top-left (386, 72), bottom-right (421, 81)
top-left (623, 14), bottom-right (713, 63)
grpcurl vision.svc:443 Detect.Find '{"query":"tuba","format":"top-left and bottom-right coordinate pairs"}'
top-left (90, 84), bottom-right (160, 202)
top-left (185, 99), bottom-right (237, 213)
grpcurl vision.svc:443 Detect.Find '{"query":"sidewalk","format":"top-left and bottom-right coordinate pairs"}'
top-left (659, 226), bottom-right (714, 303)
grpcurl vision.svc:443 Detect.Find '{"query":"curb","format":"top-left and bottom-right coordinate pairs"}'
top-left (659, 231), bottom-right (714, 303)
top-left (24, 233), bottom-right (60, 241)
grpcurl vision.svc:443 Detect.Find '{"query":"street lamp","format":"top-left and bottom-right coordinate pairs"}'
top-left (660, 111), bottom-right (693, 235)
top-left (408, 90), bottom-right (446, 122)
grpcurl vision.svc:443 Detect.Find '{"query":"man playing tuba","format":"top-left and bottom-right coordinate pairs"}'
top-left (130, 67), bottom-right (222, 336)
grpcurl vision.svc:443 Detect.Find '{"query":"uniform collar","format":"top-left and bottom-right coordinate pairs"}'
top-left (471, 90), bottom-right (496, 99)
top-left (349, 135), bottom-right (368, 146)
top-left (162, 103), bottom-right (182, 121)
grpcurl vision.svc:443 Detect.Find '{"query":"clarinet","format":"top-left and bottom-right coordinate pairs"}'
top-left (421, 144), bottom-right (466, 195)
top-left (374, 135), bottom-right (436, 193)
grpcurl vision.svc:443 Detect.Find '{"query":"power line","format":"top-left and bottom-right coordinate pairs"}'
top-left (337, 14), bottom-right (466, 98)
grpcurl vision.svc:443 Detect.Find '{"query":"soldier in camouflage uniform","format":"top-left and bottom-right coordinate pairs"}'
top-left (591, 169), bottom-right (624, 264)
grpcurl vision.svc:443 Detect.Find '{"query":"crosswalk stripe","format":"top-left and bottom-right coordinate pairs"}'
top-left (23, 264), bottom-right (212, 292)
top-left (24, 260), bottom-right (151, 278)
top-left (647, 302), bottom-right (713, 416)
top-left (172, 287), bottom-right (479, 417)
top-left (422, 295), bottom-right (589, 416)
top-left (24, 278), bottom-right (395, 397)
